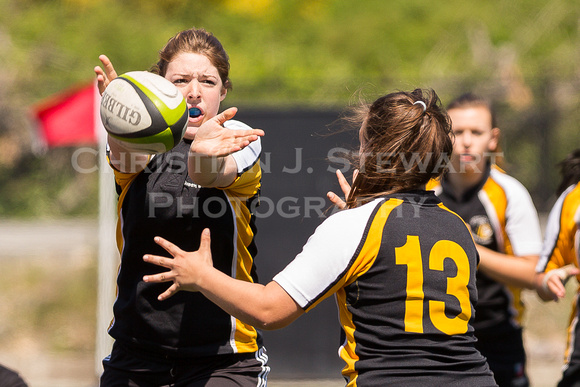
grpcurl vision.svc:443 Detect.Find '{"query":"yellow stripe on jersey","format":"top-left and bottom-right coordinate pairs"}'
top-left (482, 175), bottom-right (510, 254)
top-left (426, 178), bottom-right (440, 191)
top-left (336, 198), bottom-right (404, 386)
top-left (113, 170), bottom-right (141, 255)
top-left (482, 174), bottom-right (527, 324)
top-left (545, 184), bottom-right (580, 273)
top-left (224, 161), bottom-right (262, 198)
top-left (223, 161), bottom-right (262, 353)
top-left (230, 195), bottom-right (260, 353)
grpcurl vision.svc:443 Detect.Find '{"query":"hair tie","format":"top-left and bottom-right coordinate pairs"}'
top-left (413, 100), bottom-right (427, 112)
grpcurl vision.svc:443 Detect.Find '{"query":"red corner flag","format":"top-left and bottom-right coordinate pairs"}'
top-left (32, 82), bottom-right (99, 147)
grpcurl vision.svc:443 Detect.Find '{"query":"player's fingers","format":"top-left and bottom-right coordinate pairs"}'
top-left (99, 54), bottom-right (118, 80)
top-left (245, 129), bottom-right (264, 137)
top-left (233, 131), bottom-right (263, 142)
top-left (142, 269), bottom-right (175, 283)
top-left (335, 169), bottom-right (347, 184)
top-left (548, 280), bottom-right (566, 299)
top-left (336, 170), bottom-right (352, 197)
top-left (198, 228), bottom-right (212, 255)
top-left (231, 132), bottom-right (257, 143)
top-left (327, 191), bottom-right (347, 210)
top-left (214, 107), bottom-right (238, 125)
top-left (158, 284), bottom-right (179, 301)
top-left (563, 264), bottom-right (580, 278)
top-left (153, 236), bottom-right (184, 257)
top-left (143, 254), bottom-right (175, 269)
top-left (94, 66), bottom-right (104, 78)
top-left (94, 67), bottom-right (108, 95)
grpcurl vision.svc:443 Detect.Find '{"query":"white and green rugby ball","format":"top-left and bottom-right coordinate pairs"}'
top-left (100, 71), bottom-right (188, 154)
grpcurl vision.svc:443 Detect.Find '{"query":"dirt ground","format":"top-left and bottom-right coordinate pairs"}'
top-left (0, 219), bottom-right (572, 387)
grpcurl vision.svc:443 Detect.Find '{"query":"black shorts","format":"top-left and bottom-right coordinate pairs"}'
top-left (100, 342), bottom-right (269, 387)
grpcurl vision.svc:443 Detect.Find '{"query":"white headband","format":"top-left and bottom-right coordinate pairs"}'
top-left (413, 100), bottom-right (427, 112)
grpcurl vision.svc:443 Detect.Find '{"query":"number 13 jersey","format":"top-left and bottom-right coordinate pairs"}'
top-left (273, 190), bottom-right (495, 387)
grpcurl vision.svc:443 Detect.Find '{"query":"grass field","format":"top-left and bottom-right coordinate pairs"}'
top-left (0, 219), bottom-right (574, 386)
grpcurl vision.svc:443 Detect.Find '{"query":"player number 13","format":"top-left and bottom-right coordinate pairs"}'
top-left (395, 235), bottom-right (472, 335)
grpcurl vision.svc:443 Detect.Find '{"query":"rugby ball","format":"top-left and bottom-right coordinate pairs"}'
top-left (100, 71), bottom-right (188, 154)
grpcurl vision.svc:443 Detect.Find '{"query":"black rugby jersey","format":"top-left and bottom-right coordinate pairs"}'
top-left (108, 120), bottom-right (262, 357)
top-left (274, 191), bottom-right (495, 386)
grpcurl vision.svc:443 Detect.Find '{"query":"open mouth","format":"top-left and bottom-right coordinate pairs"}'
top-left (189, 107), bottom-right (202, 118)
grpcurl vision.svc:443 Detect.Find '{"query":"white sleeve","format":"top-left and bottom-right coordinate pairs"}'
top-left (494, 171), bottom-right (543, 256)
top-left (273, 201), bottom-right (380, 309)
top-left (536, 185), bottom-right (578, 272)
top-left (224, 119), bottom-right (261, 174)
top-left (536, 190), bottom-right (568, 271)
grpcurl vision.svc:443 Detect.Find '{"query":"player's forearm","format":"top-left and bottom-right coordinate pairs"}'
top-left (197, 268), bottom-right (301, 330)
top-left (476, 245), bottom-right (538, 289)
top-left (188, 154), bottom-right (236, 187)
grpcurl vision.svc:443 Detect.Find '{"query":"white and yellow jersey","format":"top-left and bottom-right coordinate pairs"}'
top-left (536, 183), bottom-right (580, 376)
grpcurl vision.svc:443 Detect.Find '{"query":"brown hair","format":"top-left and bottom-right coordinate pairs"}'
top-left (556, 148), bottom-right (580, 196)
top-left (446, 92), bottom-right (497, 128)
top-left (150, 28), bottom-right (232, 90)
top-left (346, 88), bottom-right (453, 208)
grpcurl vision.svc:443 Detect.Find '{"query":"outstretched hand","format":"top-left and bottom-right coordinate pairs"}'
top-left (143, 229), bottom-right (214, 301)
top-left (190, 107), bottom-right (264, 157)
top-left (541, 264), bottom-right (580, 301)
top-left (94, 54), bottom-right (118, 95)
top-left (327, 169), bottom-right (358, 210)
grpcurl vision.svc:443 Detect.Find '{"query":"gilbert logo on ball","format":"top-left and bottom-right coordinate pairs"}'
top-left (100, 71), bottom-right (188, 154)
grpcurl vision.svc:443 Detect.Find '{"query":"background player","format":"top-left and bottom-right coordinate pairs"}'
top-left (94, 27), bottom-right (268, 386)
top-left (427, 93), bottom-right (542, 386)
top-left (143, 89), bottom-right (497, 386)
top-left (535, 149), bottom-right (580, 387)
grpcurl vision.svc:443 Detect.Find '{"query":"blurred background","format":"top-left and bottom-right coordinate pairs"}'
top-left (0, 0), bottom-right (579, 385)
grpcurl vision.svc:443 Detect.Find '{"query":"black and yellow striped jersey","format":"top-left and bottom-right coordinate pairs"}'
top-left (274, 191), bottom-right (495, 386)
top-left (108, 119), bottom-right (262, 357)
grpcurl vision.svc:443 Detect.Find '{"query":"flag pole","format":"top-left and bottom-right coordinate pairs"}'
top-left (95, 81), bottom-right (117, 378)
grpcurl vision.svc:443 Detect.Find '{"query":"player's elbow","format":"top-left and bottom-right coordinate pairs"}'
top-left (247, 282), bottom-right (303, 330)
top-left (189, 172), bottom-right (220, 187)
top-left (251, 301), bottom-right (303, 331)
top-left (253, 313), bottom-right (295, 331)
